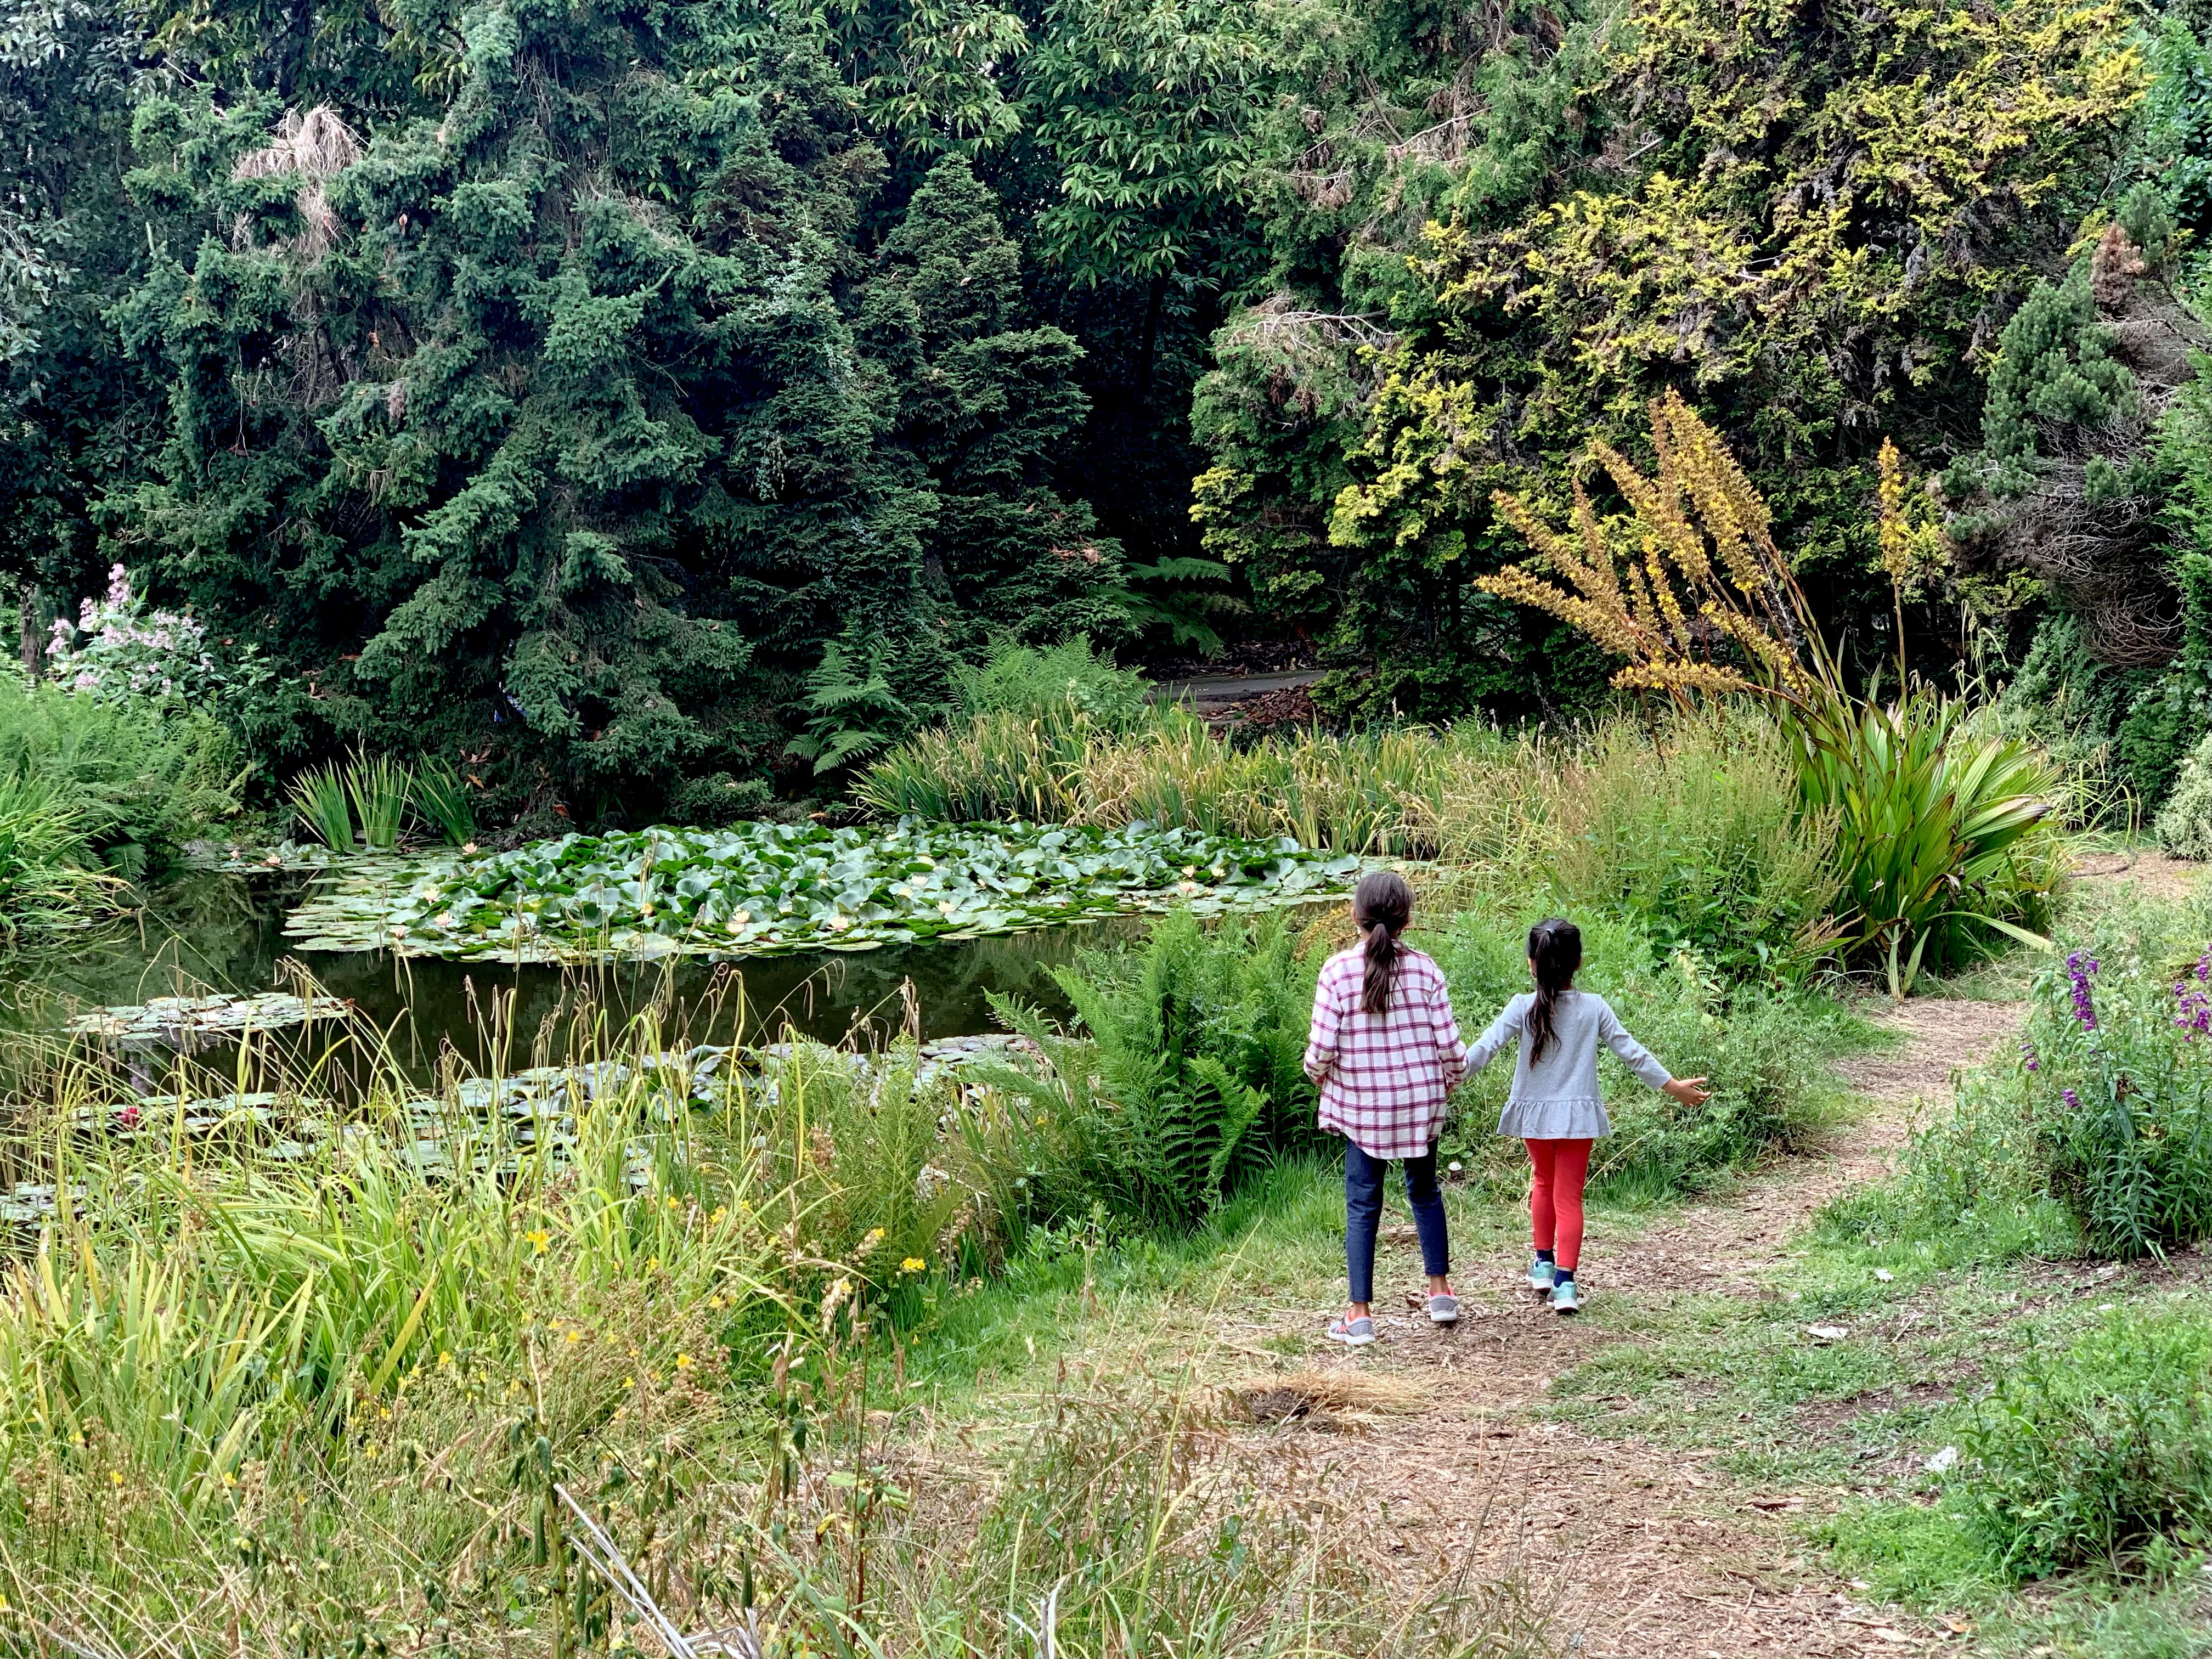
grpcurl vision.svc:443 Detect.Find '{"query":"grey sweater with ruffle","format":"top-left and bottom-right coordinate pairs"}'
top-left (1465, 989), bottom-right (1673, 1139)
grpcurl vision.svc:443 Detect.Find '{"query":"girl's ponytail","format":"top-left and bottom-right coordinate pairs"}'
top-left (1526, 917), bottom-right (1583, 1063)
top-left (1353, 870), bottom-right (1413, 1015)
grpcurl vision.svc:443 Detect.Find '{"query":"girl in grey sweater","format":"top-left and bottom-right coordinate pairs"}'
top-left (1465, 918), bottom-right (1709, 1313)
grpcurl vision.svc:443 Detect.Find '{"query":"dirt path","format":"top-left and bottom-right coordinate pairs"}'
top-left (1256, 998), bottom-right (2025, 1659)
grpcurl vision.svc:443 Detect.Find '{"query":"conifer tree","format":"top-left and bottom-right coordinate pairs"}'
top-left (866, 155), bottom-right (1131, 646)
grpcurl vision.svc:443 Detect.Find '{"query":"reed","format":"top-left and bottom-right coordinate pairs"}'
top-left (345, 748), bottom-right (414, 849)
top-left (285, 759), bottom-right (354, 848)
top-left (411, 755), bottom-right (478, 845)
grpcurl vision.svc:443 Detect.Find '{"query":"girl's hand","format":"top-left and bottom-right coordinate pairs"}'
top-left (1663, 1076), bottom-right (1711, 1107)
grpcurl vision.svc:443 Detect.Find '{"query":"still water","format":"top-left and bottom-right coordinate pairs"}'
top-left (11, 871), bottom-right (1130, 1076)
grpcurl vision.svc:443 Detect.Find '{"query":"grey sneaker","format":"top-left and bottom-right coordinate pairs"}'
top-left (1527, 1257), bottom-right (1556, 1293)
top-left (1549, 1278), bottom-right (1581, 1315)
top-left (1328, 1314), bottom-right (1376, 1346)
top-left (1426, 1294), bottom-right (1459, 1325)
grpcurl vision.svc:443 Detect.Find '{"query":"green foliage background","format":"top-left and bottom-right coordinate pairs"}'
top-left (7, 0), bottom-right (2212, 817)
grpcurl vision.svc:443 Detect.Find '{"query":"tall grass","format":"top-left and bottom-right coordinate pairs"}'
top-left (1540, 710), bottom-right (1840, 981)
top-left (862, 704), bottom-right (1517, 859)
top-left (346, 748), bottom-right (413, 849)
top-left (286, 758), bottom-right (355, 848)
top-left (411, 755), bottom-right (478, 844)
top-left (0, 976), bottom-right (1546, 1655)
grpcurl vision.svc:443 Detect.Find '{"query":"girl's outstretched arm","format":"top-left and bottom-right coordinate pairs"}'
top-left (1598, 999), bottom-right (1710, 1104)
top-left (1430, 974), bottom-right (1470, 1088)
top-left (1463, 997), bottom-right (1526, 1076)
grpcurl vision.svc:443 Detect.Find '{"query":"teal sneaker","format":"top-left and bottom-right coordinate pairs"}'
top-left (1549, 1278), bottom-right (1581, 1315)
top-left (1527, 1257), bottom-right (1556, 1293)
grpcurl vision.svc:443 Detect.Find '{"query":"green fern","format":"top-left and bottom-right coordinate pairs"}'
top-left (783, 643), bottom-right (915, 777)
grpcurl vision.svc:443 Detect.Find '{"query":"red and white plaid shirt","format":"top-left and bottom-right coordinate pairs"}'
top-left (1303, 945), bottom-right (1468, 1159)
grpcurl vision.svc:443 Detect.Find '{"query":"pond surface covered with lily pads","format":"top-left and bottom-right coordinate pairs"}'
top-left (12, 819), bottom-right (1356, 1074)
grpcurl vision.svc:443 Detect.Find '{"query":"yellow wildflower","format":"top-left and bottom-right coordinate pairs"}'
top-left (675, 1353), bottom-right (695, 1372)
top-left (900, 1257), bottom-right (927, 1274)
top-left (526, 1228), bottom-right (550, 1255)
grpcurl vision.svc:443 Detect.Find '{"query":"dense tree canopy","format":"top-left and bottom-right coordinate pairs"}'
top-left (5, 0), bottom-right (2212, 820)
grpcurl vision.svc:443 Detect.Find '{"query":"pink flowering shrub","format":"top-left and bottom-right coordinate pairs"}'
top-left (42, 565), bottom-right (262, 708)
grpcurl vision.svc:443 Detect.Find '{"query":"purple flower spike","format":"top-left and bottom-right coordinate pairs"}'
top-left (2020, 1037), bottom-right (2040, 1073)
top-left (2066, 951), bottom-right (2100, 1030)
top-left (2062, 1087), bottom-right (2082, 1110)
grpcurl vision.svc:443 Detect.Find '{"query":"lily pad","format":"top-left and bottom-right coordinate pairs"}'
top-left (67, 991), bottom-right (348, 1046)
top-left (283, 819), bottom-right (1364, 964)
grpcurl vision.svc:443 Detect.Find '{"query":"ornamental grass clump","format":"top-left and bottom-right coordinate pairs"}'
top-left (1482, 391), bottom-right (2066, 992)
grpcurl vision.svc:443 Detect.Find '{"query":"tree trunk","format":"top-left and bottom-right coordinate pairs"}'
top-left (1136, 275), bottom-right (1167, 405)
top-left (19, 585), bottom-right (41, 678)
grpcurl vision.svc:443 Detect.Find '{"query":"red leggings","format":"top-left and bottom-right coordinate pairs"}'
top-left (1526, 1138), bottom-right (1594, 1271)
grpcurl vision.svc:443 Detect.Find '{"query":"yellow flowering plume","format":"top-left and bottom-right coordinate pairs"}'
top-left (1479, 392), bottom-right (1833, 708)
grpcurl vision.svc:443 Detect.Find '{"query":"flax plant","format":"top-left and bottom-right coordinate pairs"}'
top-left (1482, 392), bottom-right (2065, 992)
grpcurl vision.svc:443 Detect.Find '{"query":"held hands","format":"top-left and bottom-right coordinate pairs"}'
top-left (1663, 1075), bottom-right (1712, 1107)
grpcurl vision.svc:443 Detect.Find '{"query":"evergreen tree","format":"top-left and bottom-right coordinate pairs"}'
top-left (866, 154), bottom-right (1131, 646)
top-left (101, 8), bottom-right (939, 817)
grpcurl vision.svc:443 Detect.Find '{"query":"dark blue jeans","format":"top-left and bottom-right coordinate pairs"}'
top-left (1344, 1141), bottom-right (1449, 1304)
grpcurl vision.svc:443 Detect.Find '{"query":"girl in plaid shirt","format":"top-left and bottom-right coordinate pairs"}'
top-left (1304, 871), bottom-right (1466, 1346)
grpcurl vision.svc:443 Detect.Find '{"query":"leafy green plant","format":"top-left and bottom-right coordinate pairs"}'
top-left (786, 642), bottom-right (916, 776)
top-left (345, 750), bottom-right (413, 850)
top-left (2023, 936), bottom-right (2212, 1259)
top-left (410, 757), bottom-right (478, 846)
top-left (1952, 1307), bottom-right (2212, 1579)
top-left (952, 634), bottom-right (1151, 725)
top-left (1794, 693), bottom-right (2064, 994)
top-left (0, 674), bottom-right (240, 871)
top-left (975, 908), bottom-right (1324, 1231)
top-left (287, 761), bottom-right (354, 849)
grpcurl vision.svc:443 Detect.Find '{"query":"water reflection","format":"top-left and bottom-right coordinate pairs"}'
top-left (4, 871), bottom-right (1124, 1077)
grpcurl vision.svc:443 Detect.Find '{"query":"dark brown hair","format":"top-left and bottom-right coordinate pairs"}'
top-left (1353, 870), bottom-right (1414, 1015)
top-left (1526, 917), bottom-right (1583, 1063)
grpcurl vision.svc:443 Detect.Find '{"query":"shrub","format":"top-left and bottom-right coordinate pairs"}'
top-left (1795, 692), bottom-right (2067, 992)
top-left (0, 674), bottom-right (239, 871)
top-left (973, 907), bottom-right (1324, 1232)
top-left (2022, 935), bottom-right (2212, 1257)
top-left (1953, 1307), bottom-right (2212, 1579)
top-left (2154, 728), bottom-right (2212, 857)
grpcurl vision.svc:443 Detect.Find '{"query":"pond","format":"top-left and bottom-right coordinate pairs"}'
top-left (7, 869), bottom-right (1147, 1078)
